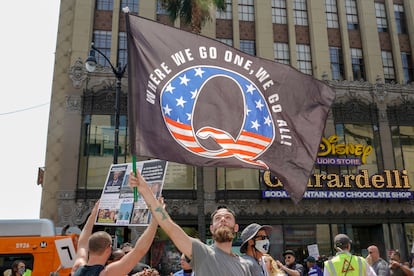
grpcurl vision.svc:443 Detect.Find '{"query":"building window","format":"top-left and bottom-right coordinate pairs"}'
top-left (351, 48), bottom-right (364, 81)
top-left (238, 0), bottom-right (254, 21)
top-left (391, 126), bottom-right (414, 182)
top-left (217, 38), bottom-right (233, 46)
top-left (217, 0), bottom-right (232, 20)
top-left (329, 47), bottom-right (344, 80)
top-left (80, 114), bottom-right (128, 189)
top-left (325, 0), bottom-right (339, 28)
top-left (375, 3), bottom-right (388, 32)
top-left (96, 0), bottom-right (113, 11)
top-left (331, 101), bottom-right (383, 175)
top-left (293, 0), bottom-right (308, 26)
top-left (272, 0), bottom-right (287, 24)
top-left (93, 31), bottom-right (112, 68)
top-left (345, 0), bottom-right (358, 30)
top-left (121, 0), bottom-right (138, 13)
top-left (381, 51), bottom-right (395, 83)
top-left (240, 40), bottom-right (256, 55)
top-left (334, 123), bottom-right (381, 175)
top-left (274, 42), bottom-right (290, 65)
top-left (117, 32), bottom-right (127, 68)
top-left (401, 52), bottom-right (413, 84)
top-left (394, 4), bottom-right (407, 34)
top-left (163, 162), bottom-right (195, 190)
top-left (296, 44), bottom-right (312, 75)
top-left (217, 168), bottom-right (259, 190)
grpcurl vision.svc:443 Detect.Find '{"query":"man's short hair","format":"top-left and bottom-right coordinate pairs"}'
top-left (121, 242), bottom-right (132, 249)
top-left (334, 234), bottom-right (352, 250)
top-left (109, 248), bottom-right (125, 261)
top-left (210, 205), bottom-right (236, 220)
top-left (89, 231), bottom-right (112, 254)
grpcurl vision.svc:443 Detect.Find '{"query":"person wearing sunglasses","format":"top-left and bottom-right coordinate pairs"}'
top-left (172, 253), bottom-right (194, 276)
top-left (239, 223), bottom-right (273, 275)
top-left (276, 249), bottom-right (304, 276)
top-left (366, 245), bottom-right (389, 276)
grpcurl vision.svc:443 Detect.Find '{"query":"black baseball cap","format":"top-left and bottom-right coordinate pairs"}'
top-left (283, 249), bottom-right (296, 257)
top-left (304, 256), bottom-right (316, 263)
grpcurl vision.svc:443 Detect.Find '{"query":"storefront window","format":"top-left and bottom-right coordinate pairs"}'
top-left (405, 223), bottom-right (414, 256)
top-left (217, 168), bottom-right (259, 190)
top-left (333, 123), bottom-right (381, 175)
top-left (163, 162), bottom-right (195, 189)
top-left (391, 125), bottom-right (414, 186)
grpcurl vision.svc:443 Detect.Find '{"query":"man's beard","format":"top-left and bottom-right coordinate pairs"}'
top-left (212, 226), bottom-right (235, 243)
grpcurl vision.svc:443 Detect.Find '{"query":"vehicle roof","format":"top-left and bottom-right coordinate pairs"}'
top-left (0, 219), bottom-right (56, 236)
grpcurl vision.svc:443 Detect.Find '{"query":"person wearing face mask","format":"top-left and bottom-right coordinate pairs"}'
top-left (240, 223), bottom-right (273, 276)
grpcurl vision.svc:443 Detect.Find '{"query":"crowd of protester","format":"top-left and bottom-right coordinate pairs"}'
top-left (69, 171), bottom-right (414, 276)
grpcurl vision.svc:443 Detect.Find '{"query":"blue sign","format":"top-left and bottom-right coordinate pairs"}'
top-left (262, 189), bottom-right (413, 199)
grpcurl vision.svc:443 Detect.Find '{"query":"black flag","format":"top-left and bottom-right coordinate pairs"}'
top-left (126, 13), bottom-right (335, 202)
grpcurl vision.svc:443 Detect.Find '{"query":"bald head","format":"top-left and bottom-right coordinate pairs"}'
top-left (367, 245), bottom-right (380, 262)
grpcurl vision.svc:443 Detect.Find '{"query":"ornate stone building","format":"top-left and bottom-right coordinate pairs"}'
top-left (41, 0), bottom-right (414, 272)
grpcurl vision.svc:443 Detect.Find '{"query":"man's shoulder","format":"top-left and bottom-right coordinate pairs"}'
top-left (293, 262), bottom-right (305, 272)
top-left (378, 258), bottom-right (388, 265)
top-left (173, 269), bottom-right (184, 276)
top-left (241, 254), bottom-right (256, 262)
top-left (73, 265), bottom-right (105, 276)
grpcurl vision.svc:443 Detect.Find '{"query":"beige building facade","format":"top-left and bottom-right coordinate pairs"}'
top-left (42, 0), bottom-right (414, 272)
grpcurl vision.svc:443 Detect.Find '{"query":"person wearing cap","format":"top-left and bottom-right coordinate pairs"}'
top-left (276, 250), bottom-right (304, 276)
top-left (240, 223), bottom-right (273, 276)
top-left (323, 234), bottom-right (376, 276)
top-left (304, 256), bottom-right (322, 276)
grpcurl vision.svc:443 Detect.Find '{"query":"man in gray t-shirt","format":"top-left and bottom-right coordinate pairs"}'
top-left (367, 245), bottom-right (389, 276)
top-left (130, 172), bottom-right (253, 275)
top-left (191, 239), bottom-right (252, 275)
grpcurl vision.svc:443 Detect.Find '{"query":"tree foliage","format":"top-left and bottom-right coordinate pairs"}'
top-left (160, 0), bottom-right (226, 33)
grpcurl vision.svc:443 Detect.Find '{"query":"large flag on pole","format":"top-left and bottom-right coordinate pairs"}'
top-left (126, 13), bottom-right (335, 203)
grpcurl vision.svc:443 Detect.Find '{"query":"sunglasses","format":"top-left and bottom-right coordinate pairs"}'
top-left (255, 235), bottom-right (269, 240)
top-left (181, 256), bottom-right (191, 263)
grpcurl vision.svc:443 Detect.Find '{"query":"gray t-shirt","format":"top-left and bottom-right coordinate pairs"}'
top-left (242, 254), bottom-right (265, 276)
top-left (372, 258), bottom-right (390, 276)
top-left (191, 238), bottom-right (253, 275)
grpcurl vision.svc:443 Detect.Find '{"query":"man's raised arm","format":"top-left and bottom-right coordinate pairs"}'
top-left (71, 201), bottom-right (99, 273)
top-left (105, 214), bottom-right (159, 276)
top-left (129, 172), bottom-right (193, 258)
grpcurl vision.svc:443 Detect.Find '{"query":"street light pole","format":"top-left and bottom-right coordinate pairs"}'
top-left (85, 43), bottom-right (127, 164)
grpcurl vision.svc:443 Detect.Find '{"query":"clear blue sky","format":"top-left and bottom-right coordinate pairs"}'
top-left (0, 1), bottom-right (60, 218)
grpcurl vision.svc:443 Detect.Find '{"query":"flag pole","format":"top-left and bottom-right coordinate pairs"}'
top-left (132, 155), bottom-right (138, 202)
top-left (123, 7), bottom-right (138, 202)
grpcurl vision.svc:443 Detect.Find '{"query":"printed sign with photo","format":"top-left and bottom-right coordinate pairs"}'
top-left (95, 159), bottom-right (168, 226)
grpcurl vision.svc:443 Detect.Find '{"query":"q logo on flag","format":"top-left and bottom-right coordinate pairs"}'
top-left (160, 66), bottom-right (275, 168)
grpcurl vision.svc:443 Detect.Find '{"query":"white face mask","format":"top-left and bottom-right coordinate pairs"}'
top-left (255, 239), bottom-right (270, 254)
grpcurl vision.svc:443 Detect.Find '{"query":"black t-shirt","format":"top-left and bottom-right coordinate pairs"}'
top-left (73, 265), bottom-right (105, 276)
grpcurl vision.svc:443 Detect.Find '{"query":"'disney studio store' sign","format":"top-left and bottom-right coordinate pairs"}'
top-left (262, 135), bottom-right (413, 200)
